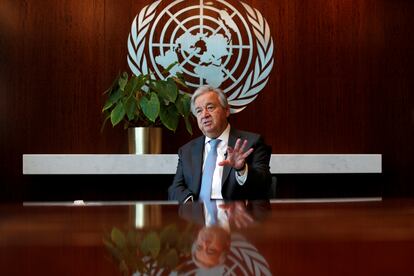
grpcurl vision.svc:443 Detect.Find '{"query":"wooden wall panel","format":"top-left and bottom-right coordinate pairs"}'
top-left (1, 0), bottom-right (413, 200)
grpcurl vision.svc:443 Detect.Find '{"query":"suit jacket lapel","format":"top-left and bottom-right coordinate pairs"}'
top-left (191, 136), bottom-right (205, 197)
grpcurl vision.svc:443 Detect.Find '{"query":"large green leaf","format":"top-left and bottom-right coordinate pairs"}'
top-left (140, 232), bottom-right (160, 258)
top-left (164, 249), bottom-right (179, 270)
top-left (133, 74), bottom-right (147, 91)
top-left (150, 81), bottom-right (165, 98)
top-left (102, 88), bottom-right (122, 111)
top-left (165, 78), bottom-right (178, 102)
top-left (124, 97), bottom-right (137, 121)
top-left (154, 79), bottom-right (177, 103)
top-left (125, 74), bottom-right (146, 97)
top-left (118, 72), bottom-right (128, 91)
top-left (124, 75), bottom-right (138, 97)
top-left (111, 227), bottom-right (126, 249)
top-left (184, 116), bottom-right (193, 135)
top-left (160, 105), bottom-right (179, 131)
top-left (140, 92), bottom-right (160, 122)
top-left (176, 94), bottom-right (192, 134)
top-left (110, 102), bottom-right (126, 126)
top-left (175, 93), bottom-right (191, 117)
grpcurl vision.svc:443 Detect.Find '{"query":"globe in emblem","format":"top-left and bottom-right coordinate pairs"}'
top-left (128, 0), bottom-right (274, 113)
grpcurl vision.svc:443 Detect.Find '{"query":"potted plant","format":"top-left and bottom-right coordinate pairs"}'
top-left (102, 65), bottom-right (193, 153)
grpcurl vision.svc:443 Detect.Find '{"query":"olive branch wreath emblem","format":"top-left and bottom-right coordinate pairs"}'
top-left (127, 0), bottom-right (274, 113)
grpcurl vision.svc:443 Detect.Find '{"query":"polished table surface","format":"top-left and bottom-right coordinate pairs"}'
top-left (1, 199), bottom-right (414, 276)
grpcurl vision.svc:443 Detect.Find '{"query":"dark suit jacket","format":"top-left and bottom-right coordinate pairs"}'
top-left (168, 128), bottom-right (272, 203)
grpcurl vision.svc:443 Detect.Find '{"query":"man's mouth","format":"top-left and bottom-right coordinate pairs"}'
top-left (203, 121), bottom-right (212, 127)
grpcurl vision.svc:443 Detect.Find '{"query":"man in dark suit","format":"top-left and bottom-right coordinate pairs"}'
top-left (168, 85), bottom-right (271, 203)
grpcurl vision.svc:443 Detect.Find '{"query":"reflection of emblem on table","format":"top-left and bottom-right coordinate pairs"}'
top-left (128, 0), bottom-right (275, 113)
top-left (136, 233), bottom-right (271, 275)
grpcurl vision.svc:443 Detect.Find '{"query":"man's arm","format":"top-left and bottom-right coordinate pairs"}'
top-left (168, 148), bottom-right (194, 203)
top-left (219, 134), bottom-right (271, 200)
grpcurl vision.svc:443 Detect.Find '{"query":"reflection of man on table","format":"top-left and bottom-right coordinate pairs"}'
top-left (180, 201), bottom-right (271, 270)
top-left (168, 85), bottom-right (272, 202)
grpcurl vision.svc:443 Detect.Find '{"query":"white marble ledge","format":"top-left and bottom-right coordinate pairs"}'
top-left (23, 154), bottom-right (382, 175)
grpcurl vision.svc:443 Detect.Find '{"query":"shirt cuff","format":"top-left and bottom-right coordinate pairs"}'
top-left (235, 163), bottom-right (248, 185)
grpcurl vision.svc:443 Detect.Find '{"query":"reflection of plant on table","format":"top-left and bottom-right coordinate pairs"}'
top-left (104, 223), bottom-right (194, 275)
top-left (102, 64), bottom-right (193, 134)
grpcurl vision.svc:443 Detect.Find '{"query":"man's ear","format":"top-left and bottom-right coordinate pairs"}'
top-left (226, 107), bottom-right (230, 117)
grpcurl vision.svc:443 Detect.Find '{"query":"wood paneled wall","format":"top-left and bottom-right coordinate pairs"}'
top-left (1, 0), bottom-right (413, 201)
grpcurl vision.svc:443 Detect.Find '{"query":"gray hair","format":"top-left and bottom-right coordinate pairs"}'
top-left (191, 85), bottom-right (229, 116)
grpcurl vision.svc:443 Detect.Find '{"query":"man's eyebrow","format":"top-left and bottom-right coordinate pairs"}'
top-left (196, 102), bottom-right (215, 108)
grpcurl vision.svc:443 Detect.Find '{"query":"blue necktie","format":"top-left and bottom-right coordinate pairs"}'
top-left (199, 139), bottom-right (220, 224)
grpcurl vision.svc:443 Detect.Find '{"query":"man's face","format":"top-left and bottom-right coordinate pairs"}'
top-left (194, 226), bottom-right (230, 268)
top-left (194, 91), bottom-right (230, 138)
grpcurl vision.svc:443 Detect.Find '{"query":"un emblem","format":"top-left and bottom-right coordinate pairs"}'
top-left (128, 0), bottom-right (274, 113)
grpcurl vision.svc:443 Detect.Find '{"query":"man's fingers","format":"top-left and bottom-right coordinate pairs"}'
top-left (242, 148), bottom-right (254, 159)
top-left (232, 139), bottom-right (250, 155)
top-left (239, 139), bottom-right (248, 153)
top-left (218, 160), bottom-right (231, 166)
top-left (233, 138), bottom-right (242, 152)
top-left (223, 144), bottom-right (253, 168)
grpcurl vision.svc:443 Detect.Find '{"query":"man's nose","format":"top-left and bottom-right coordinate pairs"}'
top-left (201, 108), bottom-right (210, 117)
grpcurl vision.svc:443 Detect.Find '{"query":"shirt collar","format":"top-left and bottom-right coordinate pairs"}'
top-left (205, 123), bottom-right (231, 145)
